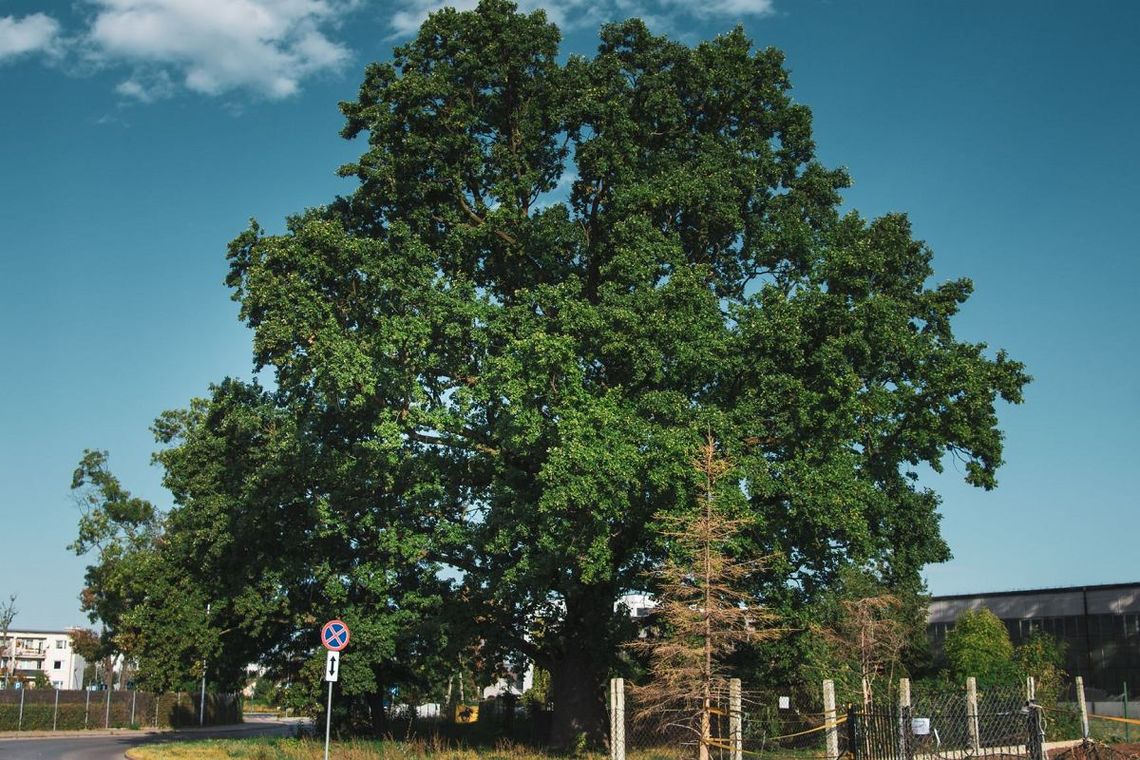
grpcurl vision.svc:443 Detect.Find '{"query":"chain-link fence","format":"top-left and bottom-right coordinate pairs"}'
top-left (618, 679), bottom-right (847, 760)
top-left (0, 689), bottom-right (242, 731)
top-left (609, 677), bottom-right (1127, 760)
top-left (898, 682), bottom-right (1029, 757)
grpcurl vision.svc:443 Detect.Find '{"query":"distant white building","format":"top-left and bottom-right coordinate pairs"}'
top-left (1, 628), bottom-right (86, 689)
top-left (480, 594), bottom-right (657, 700)
top-left (617, 592), bottom-right (657, 620)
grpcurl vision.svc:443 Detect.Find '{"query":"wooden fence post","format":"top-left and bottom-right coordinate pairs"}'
top-left (1076, 676), bottom-right (1090, 739)
top-left (824, 679), bottom-right (839, 760)
top-left (966, 677), bottom-right (980, 753)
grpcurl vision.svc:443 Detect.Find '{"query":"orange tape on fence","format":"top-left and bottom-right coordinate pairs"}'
top-left (763, 714), bottom-right (848, 742)
top-left (1044, 706), bottom-right (1140, 729)
top-left (702, 713), bottom-right (850, 756)
top-left (1089, 713), bottom-right (1140, 727)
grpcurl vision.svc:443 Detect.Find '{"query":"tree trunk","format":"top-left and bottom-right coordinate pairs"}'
top-left (548, 588), bottom-right (615, 749)
top-left (549, 645), bottom-right (607, 749)
top-left (366, 689), bottom-right (388, 735)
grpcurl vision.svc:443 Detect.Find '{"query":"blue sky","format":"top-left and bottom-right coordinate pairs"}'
top-left (1, 0), bottom-right (1137, 629)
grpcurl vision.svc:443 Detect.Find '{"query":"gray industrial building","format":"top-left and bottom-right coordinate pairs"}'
top-left (927, 582), bottom-right (1140, 695)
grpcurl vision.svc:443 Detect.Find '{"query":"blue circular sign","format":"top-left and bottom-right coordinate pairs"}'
top-left (321, 619), bottom-right (350, 651)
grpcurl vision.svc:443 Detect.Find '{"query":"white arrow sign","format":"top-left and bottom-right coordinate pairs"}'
top-left (325, 650), bottom-right (340, 682)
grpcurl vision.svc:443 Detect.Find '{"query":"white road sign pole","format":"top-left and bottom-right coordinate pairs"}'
top-left (323, 647), bottom-right (339, 760)
top-left (324, 649), bottom-right (341, 759)
top-left (324, 677), bottom-right (334, 760)
top-left (320, 620), bottom-right (349, 760)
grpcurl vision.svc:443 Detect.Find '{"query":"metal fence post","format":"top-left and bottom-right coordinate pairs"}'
top-left (966, 677), bottom-right (980, 753)
top-left (1124, 682), bottom-right (1129, 743)
top-left (53, 688), bottom-right (59, 732)
top-left (1026, 698), bottom-right (1044, 760)
top-left (730, 678), bottom-right (742, 760)
top-left (1076, 676), bottom-right (1090, 739)
top-left (899, 678), bottom-right (912, 760)
top-left (824, 679), bottom-right (839, 760)
top-left (847, 704), bottom-right (859, 760)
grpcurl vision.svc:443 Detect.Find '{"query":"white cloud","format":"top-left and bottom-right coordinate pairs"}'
top-left (0, 13), bottom-right (62, 61)
top-left (114, 68), bottom-right (174, 102)
top-left (659, 0), bottom-right (775, 18)
top-left (85, 0), bottom-right (354, 99)
top-left (386, 0), bottom-right (774, 37)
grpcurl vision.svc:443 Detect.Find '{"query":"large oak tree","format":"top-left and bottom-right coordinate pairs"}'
top-left (104, 0), bottom-right (1028, 743)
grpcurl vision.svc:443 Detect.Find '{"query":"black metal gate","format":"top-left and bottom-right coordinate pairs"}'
top-left (847, 687), bottom-right (1045, 760)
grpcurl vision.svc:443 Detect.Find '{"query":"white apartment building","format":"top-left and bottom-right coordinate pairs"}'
top-left (1, 628), bottom-right (86, 689)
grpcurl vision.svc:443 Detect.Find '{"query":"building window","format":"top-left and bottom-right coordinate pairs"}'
top-left (53, 660), bottom-right (62, 670)
top-left (1124, 614), bottom-right (1138, 639)
top-left (54, 639), bottom-right (67, 649)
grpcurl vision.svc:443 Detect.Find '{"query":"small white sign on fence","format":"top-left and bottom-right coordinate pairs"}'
top-left (778, 696), bottom-right (790, 709)
top-left (911, 717), bottom-right (931, 735)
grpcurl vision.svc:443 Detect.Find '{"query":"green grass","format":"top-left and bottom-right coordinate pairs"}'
top-left (125, 737), bottom-right (690, 760)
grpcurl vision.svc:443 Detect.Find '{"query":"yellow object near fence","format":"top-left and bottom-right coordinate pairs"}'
top-left (454, 704), bottom-right (479, 724)
top-left (703, 714), bottom-right (849, 757)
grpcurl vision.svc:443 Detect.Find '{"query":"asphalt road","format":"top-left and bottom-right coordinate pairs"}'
top-left (0, 716), bottom-right (302, 760)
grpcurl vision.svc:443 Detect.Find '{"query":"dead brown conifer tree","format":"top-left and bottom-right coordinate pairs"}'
top-left (629, 435), bottom-right (781, 760)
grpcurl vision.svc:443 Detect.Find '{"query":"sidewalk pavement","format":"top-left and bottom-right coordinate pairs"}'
top-left (0, 715), bottom-right (305, 741)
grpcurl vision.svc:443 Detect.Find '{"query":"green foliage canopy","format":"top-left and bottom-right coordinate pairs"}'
top-left (75, 0), bottom-right (1028, 740)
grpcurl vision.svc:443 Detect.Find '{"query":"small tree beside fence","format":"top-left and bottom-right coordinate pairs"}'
top-left (627, 436), bottom-right (781, 760)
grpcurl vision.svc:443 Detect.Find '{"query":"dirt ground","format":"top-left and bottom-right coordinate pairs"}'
top-left (1052, 742), bottom-right (1140, 760)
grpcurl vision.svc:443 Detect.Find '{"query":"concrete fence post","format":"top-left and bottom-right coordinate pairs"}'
top-left (84, 688), bottom-right (90, 729)
top-left (899, 678), bottom-right (912, 760)
top-left (609, 679), bottom-right (616, 760)
top-left (104, 687), bottom-right (112, 728)
top-left (966, 677), bottom-right (980, 753)
top-left (1026, 676), bottom-right (1036, 702)
top-left (824, 679), bottom-right (839, 760)
top-left (53, 688), bottom-right (59, 732)
top-left (130, 689), bottom-right (137, 726)
top-left (730, 678), bottom-right (742, 760)
top-left (1076, 676), bottom-right (1090, 739)
top-left (17, 687), bottom-right (24, 732)
top-left (610, 678), bottom-right (626, 760)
